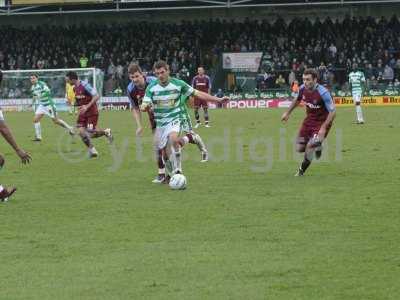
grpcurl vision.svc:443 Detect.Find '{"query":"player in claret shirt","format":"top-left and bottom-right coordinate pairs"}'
top-left (65, 71), bottom-right (113, 158)
top-left (192, 67), bottom-right (212, 128)
top-left (281, 68), bottom-right (336, 176)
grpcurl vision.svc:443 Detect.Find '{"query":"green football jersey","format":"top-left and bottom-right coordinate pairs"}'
top-left (349, 71), bottom-right (365, 95)
top-left (143, 77), bottom-right (195, 128)
top-left (31, 80), bottom-right (54, 107)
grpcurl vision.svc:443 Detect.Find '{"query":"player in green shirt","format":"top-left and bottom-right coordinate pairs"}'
top-left (141, 60), bottom-right (228, 178)
top-left (348, 63), bottom-right (366, 124)
top-left (30, 74), bottom-right (74, 141)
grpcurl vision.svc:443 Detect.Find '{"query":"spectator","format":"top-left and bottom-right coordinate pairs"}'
top-left (275, 74), bottom-right (286, 88)
top-left (79, 53), bottom-right (89, 68)
top-left (382, 64), bottom-right (394, 83)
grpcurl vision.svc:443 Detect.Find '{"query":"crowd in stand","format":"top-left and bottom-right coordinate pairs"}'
top-left (1, 14), bottom-right (400, 96)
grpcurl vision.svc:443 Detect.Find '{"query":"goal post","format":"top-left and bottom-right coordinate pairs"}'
top-left (0, 68), bottom-right (104, 112)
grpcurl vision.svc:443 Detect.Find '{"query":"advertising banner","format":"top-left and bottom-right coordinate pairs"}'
top-left (222, 52), bottom-right (263, 72)
top-left (333, 96), bottom-right (400, 106)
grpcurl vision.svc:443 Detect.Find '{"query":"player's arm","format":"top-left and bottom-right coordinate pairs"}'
top-left (0, 113), bottom-right (31, 164)
top-left (140, 87), bottom-right (153, 112)
top-left (318, 91), bottom-right (336, 140)
top-left (128, 89), bottom-right (144, 136)
top-left (208, 76), bottom-right (212, 95)
top-left (281, 89), bottom-right (302, 122)
top-left (361, 73), bottom-right (366, 95)
top-left (193, 90), bottom-right (228, 104)
top-left (86, 94), bottom-right (100, 108)
top-left (81, 83), bottom-right (99, 113)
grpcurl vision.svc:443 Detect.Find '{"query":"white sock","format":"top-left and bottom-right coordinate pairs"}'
top-left (165, 159), bottom-right (173, 176)
top-left (158, 168), bottom-right (165, 175)
top-left (193, 133), bottom-right (207, 153)
top-left (181, 136), bottom-right (190, 146)
top-left (34, 122), bottom-right (42, 139)
top-left (356, 105), bottom-right (363, 121)
top-left (0, 185), bottom-right (4, 193)
top-left (58, 119), bottom-right (72, 130)
top-left (170, 146), bottom-right (182, 174)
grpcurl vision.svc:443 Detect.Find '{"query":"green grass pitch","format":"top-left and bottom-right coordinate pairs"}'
top-left (0, 107), bottom-right (399, 299)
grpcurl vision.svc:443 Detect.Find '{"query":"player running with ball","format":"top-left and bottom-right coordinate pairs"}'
top-left (128, 63), bottom-right (209, 183)
top-left (140, 60), bottom-right (227, 181)
top-left (281, 68), bottom-right (336, 176)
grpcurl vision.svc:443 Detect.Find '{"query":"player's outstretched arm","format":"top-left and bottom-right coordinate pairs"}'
top-left (194, 90), bottom-right (228, 104)
top-left (0, 119), bottom-right (31, 164)
top-left (281, 98), bottom-right (300, 122)
top-left (131, 107), bottom-right (144, 136)
top-left (318, 111), bottom-right (336, 141)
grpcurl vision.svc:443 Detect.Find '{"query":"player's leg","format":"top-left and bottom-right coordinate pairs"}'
top-left (151, 132), bottom-right (167, 183)
top-left (194, 98), bottom-right (201, 128)
top-left (294, 124), bottom-right (310, 176)
top-left (78, 126), bottom-right (98, 158)
top-left (168, 131), bottom-right (183, 174)
top-left (295, 123), bottom-right (330, 176)
top-left (353, 94), bottom-right (364, 124)
top-left (33, 112), bottom-right (44, 141)
top-left (50, 106), bottom-right (74, 135)
top-left (152, 148), bottom-right (167, 183)
top-left (162, 147), bottom-right (173, 183)
top-left (194, 108), bottom-right (201, 128)
top-left (179, 130), bottom-right (208, 162)
top-left (203, 100), bottom-right (210, 127)
top-left (148, 112), bottom-right (166, 183)
top-left (0, 185), bottom-right (17, 202)
top-left (152, 126), bottom-right (171, 183)
top-left (297, 136), bottom-right (321, 176)
top-left (87, 115), bottom-right (113, 144)
top-left (77, 115), bottom-right (98, 157)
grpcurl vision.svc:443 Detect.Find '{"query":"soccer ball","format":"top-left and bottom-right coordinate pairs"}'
top-left (169, 174), bottom-right (187, 190)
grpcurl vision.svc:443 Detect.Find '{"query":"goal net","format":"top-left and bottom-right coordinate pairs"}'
top-left (0, 68), bottom-right (104, 111)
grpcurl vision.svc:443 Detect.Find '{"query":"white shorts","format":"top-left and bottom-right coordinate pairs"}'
top-left (0, 110), bottom-right (4, 121)
top-left (35, 104), bottom-right (57, 118)
top-left (352, 94), bottom-right (362, 104)
top-left (154, 120), bottom-right (182, 150)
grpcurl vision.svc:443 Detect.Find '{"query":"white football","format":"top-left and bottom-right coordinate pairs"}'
top-left (169, 174), bottom-right (187, 190)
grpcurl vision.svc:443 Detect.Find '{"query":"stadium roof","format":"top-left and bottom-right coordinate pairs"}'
top-left (1, 0), bottom-right (400, 16)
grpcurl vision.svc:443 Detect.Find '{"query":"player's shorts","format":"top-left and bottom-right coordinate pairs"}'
top-left (0, 110), bottom-right (4, 121)
top-left (297, 121), bottom-right (332, 146)
top-left (180, 118), bottom-right (194, 133)
top-left (352, 94), bottom-right (362, 103)
top-left (154, 120), bottom-right (182, 150)
top-left (77, 113), bottom-right (99, 130)
top-left (35, 104), bottom-right (57, 118)
top-left (194, 97), bottom-right (208, 109)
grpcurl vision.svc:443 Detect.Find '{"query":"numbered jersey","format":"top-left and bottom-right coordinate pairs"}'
top-left (143, 77), bottom-right (195, 128)
top-left (349, 71), bottom-right (365, 96)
